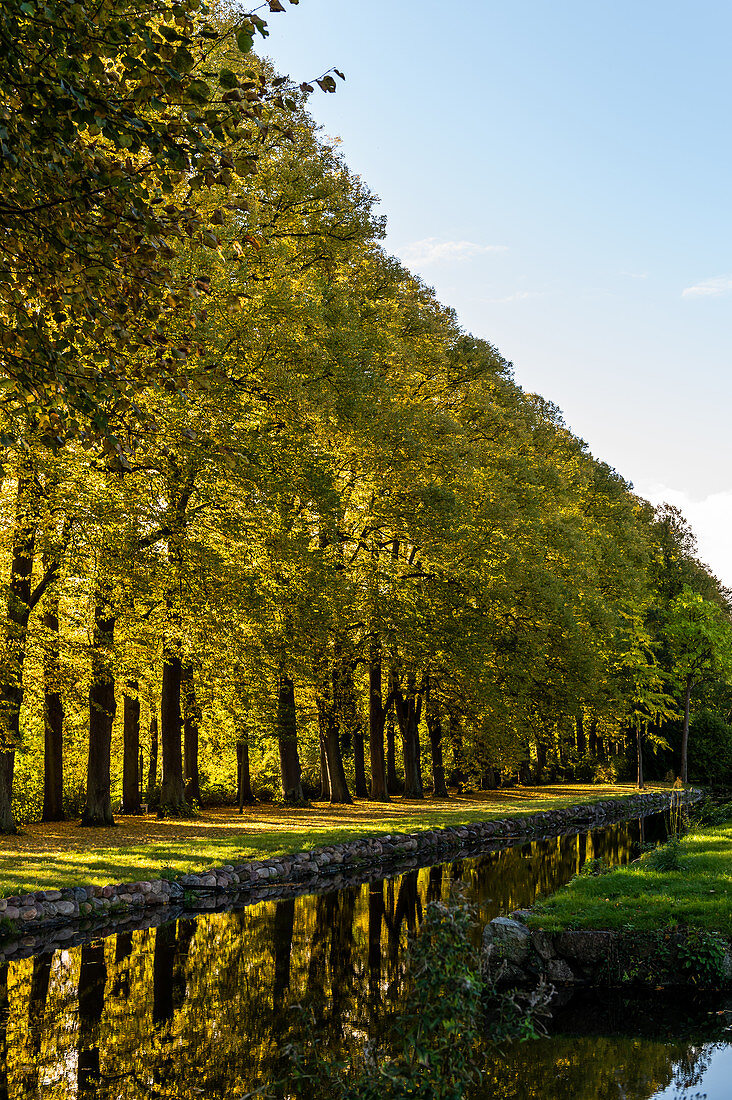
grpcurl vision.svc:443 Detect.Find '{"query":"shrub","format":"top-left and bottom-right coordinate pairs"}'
top-left (674, 928), bottom-right (727, 986)
top-left (689, 796), bottom-right (732, 828)
top-left (643, 837), bottom-right (685, 872)
top-left (688, 710), bottom-right (732, 785)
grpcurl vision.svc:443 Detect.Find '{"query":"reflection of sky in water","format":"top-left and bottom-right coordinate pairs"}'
top-left (654, 1044), bottom-right (732, 1100)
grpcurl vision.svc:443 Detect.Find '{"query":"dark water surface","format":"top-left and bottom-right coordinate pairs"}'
top-left (1, 812), bottom-right (729, 1099)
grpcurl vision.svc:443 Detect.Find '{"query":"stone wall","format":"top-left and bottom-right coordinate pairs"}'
top-left (481, 804), bottom-right (732, 994)
top-left (0, 788), bottom-right (699, 961)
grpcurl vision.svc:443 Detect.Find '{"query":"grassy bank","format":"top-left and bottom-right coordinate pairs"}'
top-left (0, 783), bottom-right (654, 895)
top-left (530, 820), bottom-right (732, 936)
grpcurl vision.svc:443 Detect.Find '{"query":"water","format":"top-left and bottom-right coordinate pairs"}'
top-left (1, 811), bottom-right (729, 1099)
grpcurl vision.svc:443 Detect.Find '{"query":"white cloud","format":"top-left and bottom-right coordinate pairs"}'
top-left (681, 275), bottom-right (732, 299)
top-left (636, 482), bottom-right (732, 588)
top-left (397, 238), bottom-right (507, 266)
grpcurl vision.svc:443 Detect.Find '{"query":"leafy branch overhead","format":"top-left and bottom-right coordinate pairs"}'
top-left (0, 0), bottom-right (337, 442)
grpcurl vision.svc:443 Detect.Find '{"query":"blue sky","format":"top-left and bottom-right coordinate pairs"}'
top-left (263, 0), bottom-right (732, 583)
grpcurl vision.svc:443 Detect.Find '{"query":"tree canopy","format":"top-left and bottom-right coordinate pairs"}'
top-left (0, 2), bottom-right (730, 834)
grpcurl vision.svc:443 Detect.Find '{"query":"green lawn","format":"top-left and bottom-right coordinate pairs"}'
top-left (530, 822), bottom-right (732, 936)
top-left (0, 784), bottom-right (655, 895)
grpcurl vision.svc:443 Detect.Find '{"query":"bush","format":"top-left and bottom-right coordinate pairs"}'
top-left (674, 928), bottom-right (727, 985)
top-left (198, 780), bottom-right (237, 807)
top-left (688, 710), bottom-right (732, 785)
top-left (689, 796), bottom-right (732, 827)
top-left (12, 756), bottom-right (43, 825)
top-left (643, 837), bottom-right (685, 872)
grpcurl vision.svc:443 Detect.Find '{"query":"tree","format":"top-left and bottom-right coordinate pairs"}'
top-left (665, 588), bottom-right (732, 783)
top-left (0, 0), bottom-right (305, 435)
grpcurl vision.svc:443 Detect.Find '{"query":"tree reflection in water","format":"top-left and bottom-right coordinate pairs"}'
top-left (0, 815), bottom-right (725, 1099)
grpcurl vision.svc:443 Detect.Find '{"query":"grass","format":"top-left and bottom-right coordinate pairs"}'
top-left (529, 822), bottom-right (732, 937)
top-left (0, 783), bottom-right (653, 895)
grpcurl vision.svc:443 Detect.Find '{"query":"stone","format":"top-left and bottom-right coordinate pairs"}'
top-left (530, 931), bottom-right (556, 961)
top-left (55, 900), bottom-right (76, 918)
top-left (482, 944), bottom-right (528, 985)
top-left (179, 875), bottom-right (201, 887)
top-left (546, 958), bottom-right (577, 983)
top-left (483, 917), bottom-right (531, 964)
top-left (19, 906), bottom-right (38, 921)
top-left (4, 907), bottom-right (20, 920)
top-left (555, 931), bottom-right (616, 965)
top-left (722, 949), bottom-right (732, 983)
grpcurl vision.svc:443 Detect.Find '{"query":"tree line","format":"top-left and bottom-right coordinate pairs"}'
top-left (2, 1), bottom-right (732, 834)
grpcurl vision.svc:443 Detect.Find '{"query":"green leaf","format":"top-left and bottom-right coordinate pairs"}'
top-left (187, 79), bottom-right (211, 103)
top-left (236, 28), bottom-right (254, 53)
top-left (219, 68), bottom-right (238, 89)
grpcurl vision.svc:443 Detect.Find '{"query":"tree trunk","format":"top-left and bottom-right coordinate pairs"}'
top-left (352, 723), bottom-right (367, 798)
top-left (588, 717), bottom-right (598, 757)
top-left (181, 664), bottom-right (201, 805)
top-left (272, 898), bottom-right (296, 1012)
top-left (481, 766), bottom-right (499, 790)
top-left (0, 758), bottom-right (15, 838)
top-left (447, 709), bottom-right (466, 789)
top-left (82, 592), bottom-right (116, 827)
top-left (26, 952), bottom-right (53, 1097)
top-left (77, 941), bottom-right (107, 1096)
top-left (576, 710), bottom-right (586, 756)
top-left (237, 736), bottom-right (254, 809)
top-left (147, 709), bottom-right (159, 805)
top-left (277, 673), bottom-right (306, 804)
top-left (333, 643), bottom-right (367, 798)
top-left (535, 737), bottom-right (547, 780)
top-left (317, 653), bottom-right (352, 805)
top-left (121, 684), bottom-right (141, 814)
top-left (681, 676), bottom-right (693, 784)
top-left (393, 671), bottom-right (423, 799)
top-left (636, 725), bottom-right (645, 790)
top-left (386, 707), bottom-right (399, 794)
top-left (28, 951), bottom-right (52, 1056)
top-left (0, 964), bottom-right (7, 1100)
top-left (42, 599), bottom-right (65, 821)
top-left (153, 921), bottom-right (177, 1027)
top-left (0, 462), bottom-right (37, 834)
top-left (160, 653), bottom-right (186, 814)
top-left (318, 689), bottom-right (352, 804)
top-left (368, 639), bottom-right (389, 802)
top-left (318, 735), bottom-right (330, 801)
top-left (424, 677), bottom-right (448, 798)
top-left (113, 932), bottom-right (133, 998)
top-left (368, 880), bottom-right (384, 1002)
